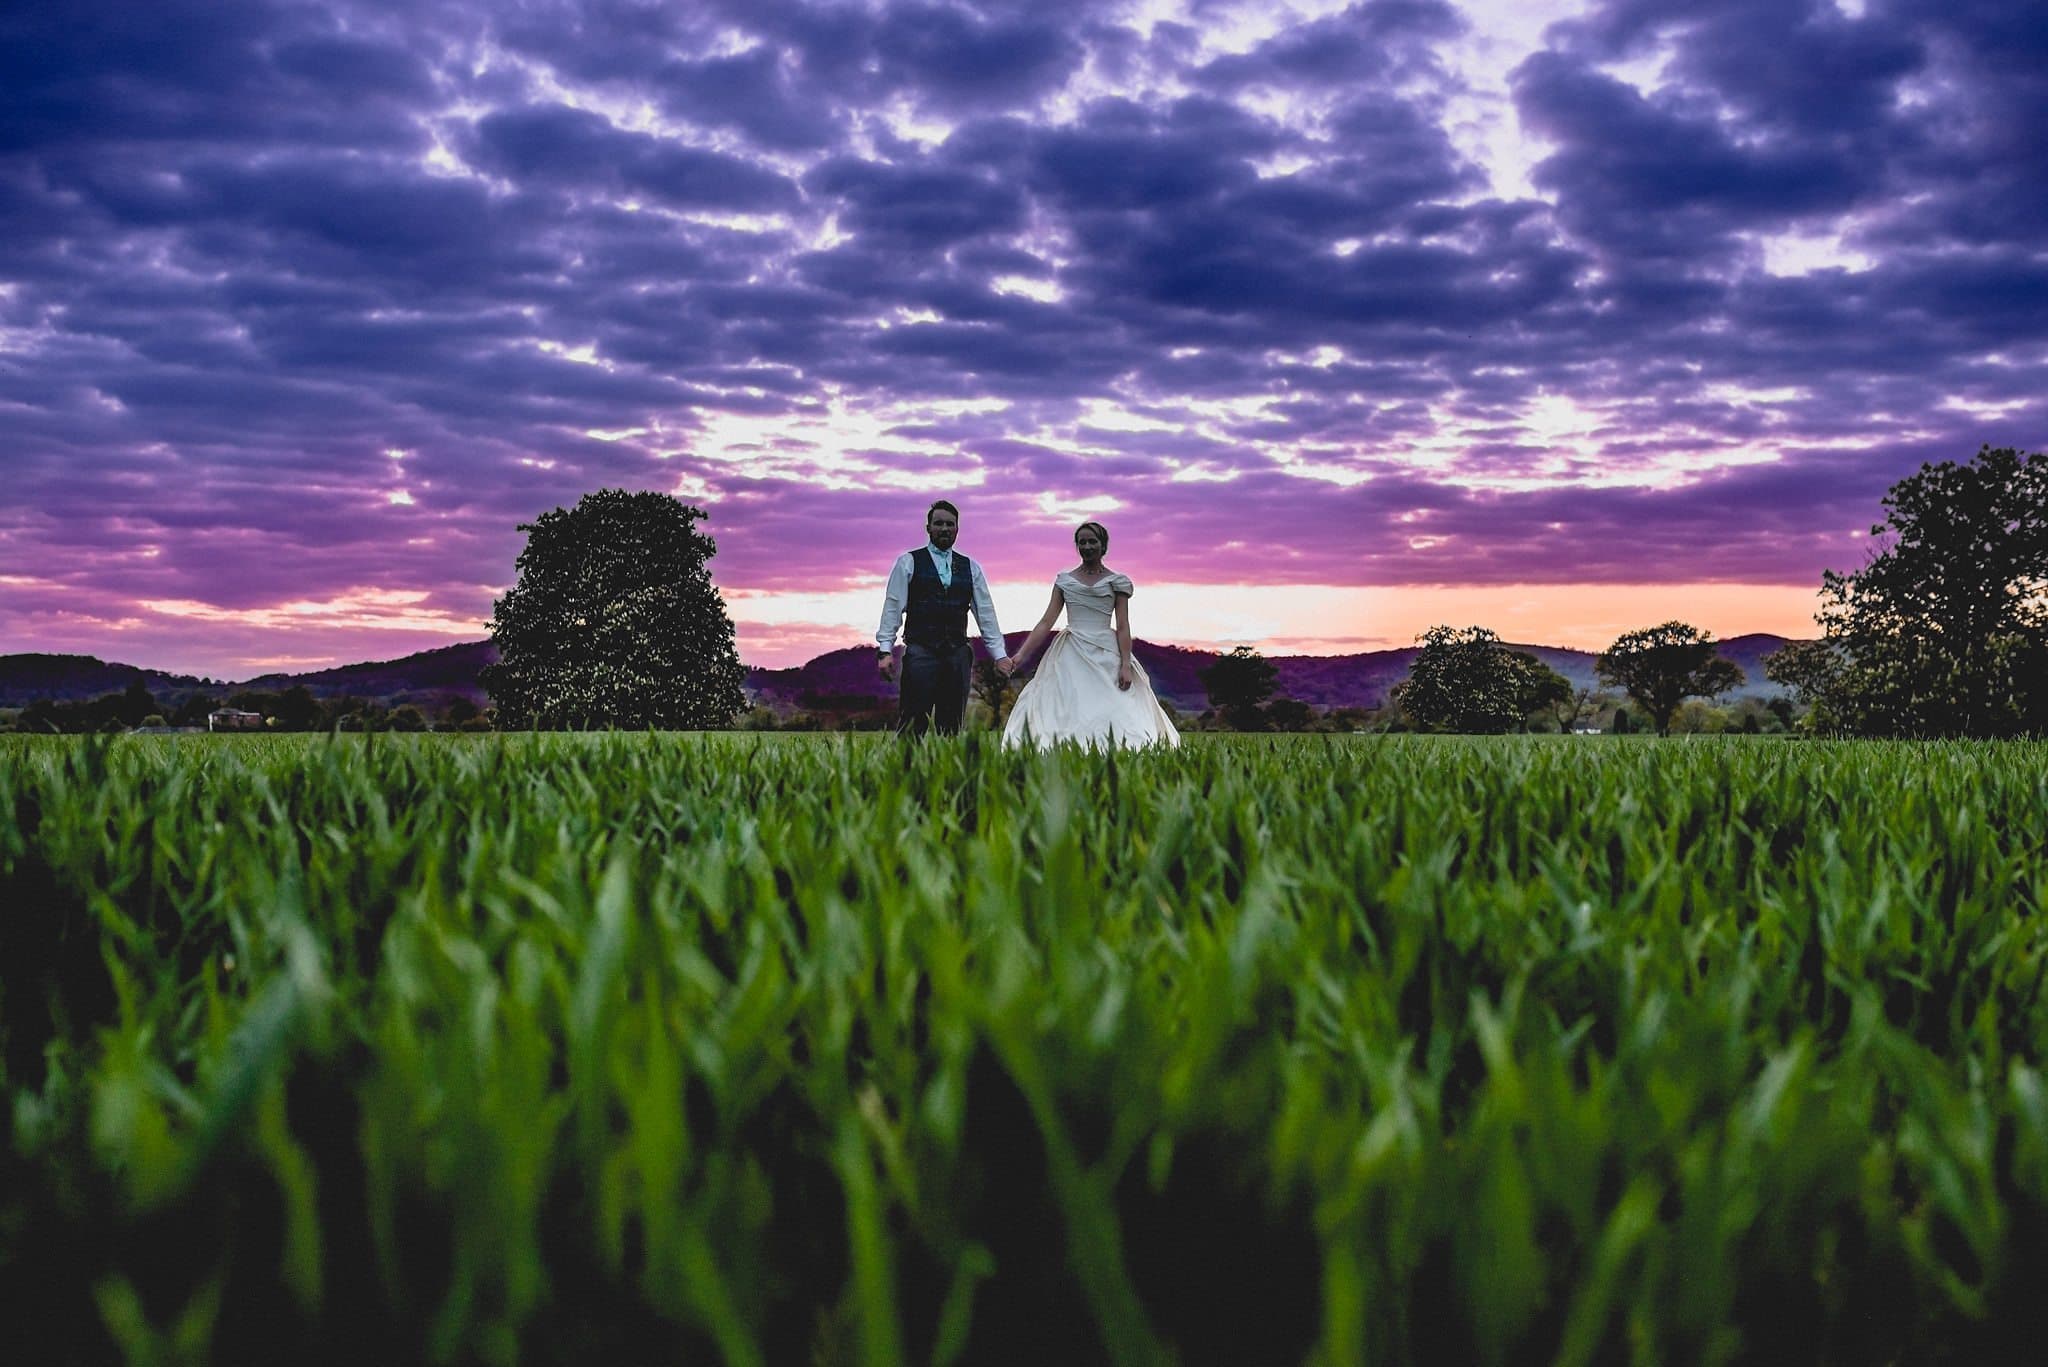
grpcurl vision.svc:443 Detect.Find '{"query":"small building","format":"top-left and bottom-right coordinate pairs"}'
top-left (209, 708), bottom-right (264, 732)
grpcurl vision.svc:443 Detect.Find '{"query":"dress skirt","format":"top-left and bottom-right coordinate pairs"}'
top-left (1002, 629), bottom-right (1180, 750)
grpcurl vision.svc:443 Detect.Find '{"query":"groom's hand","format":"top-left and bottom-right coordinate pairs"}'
top-left (996, 657), bottom-right (1016, 676)
top-left (878, 651), bottom-right (896, 681)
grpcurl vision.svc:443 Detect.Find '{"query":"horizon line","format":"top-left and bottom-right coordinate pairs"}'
top-left (2, 625), bottom-right (1810, 691)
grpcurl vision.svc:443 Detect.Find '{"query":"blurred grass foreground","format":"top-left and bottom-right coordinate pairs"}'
top-left (4, 731), bottom-right (2048, 1365)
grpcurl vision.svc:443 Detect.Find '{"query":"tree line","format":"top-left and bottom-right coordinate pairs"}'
top-left (1346, 446), bottom-right (2043, 738)
top-left (0, 681), bottom-right (490, 734)
top-left (1367, 622), bottom-right (1765, 737)
top-left (9, 447), bottom-right (2038, 737)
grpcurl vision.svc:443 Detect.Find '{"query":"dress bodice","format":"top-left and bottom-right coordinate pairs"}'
top-left (1056, 570), bottom-right (1132, 643)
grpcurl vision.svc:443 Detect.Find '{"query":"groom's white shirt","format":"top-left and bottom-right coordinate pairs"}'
top-left (876, 542), bottom-right (1008, 660)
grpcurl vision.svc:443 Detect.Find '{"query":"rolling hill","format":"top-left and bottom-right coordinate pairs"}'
top-left (737, 632), bottom-right (1798, 714)
top-left (1, 634), bottom-right (1797, 715)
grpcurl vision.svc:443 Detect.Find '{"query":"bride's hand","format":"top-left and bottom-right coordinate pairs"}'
top-left (1117, 661), bottom-right (1134, 691)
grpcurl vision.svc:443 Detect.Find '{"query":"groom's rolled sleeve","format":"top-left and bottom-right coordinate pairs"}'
top-left (875, 553), bottom-right (912, 651)
top-left (970, 561), bottom-right (1007, 661)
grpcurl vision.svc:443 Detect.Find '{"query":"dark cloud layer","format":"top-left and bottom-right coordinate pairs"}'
top-left (3, 0), bottom-right (2045, 668)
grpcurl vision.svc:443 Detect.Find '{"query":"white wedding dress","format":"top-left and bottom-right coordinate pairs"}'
top-left (1002, 571), bottom-right (1181, 750)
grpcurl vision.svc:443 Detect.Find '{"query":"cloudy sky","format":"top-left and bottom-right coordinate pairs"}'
top-left (3, 0), bottom-right (2043, 674)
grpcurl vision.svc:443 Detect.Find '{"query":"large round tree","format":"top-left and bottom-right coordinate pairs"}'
top-left (1198, 645), bottom-right (1279, 730)
top-left (1395, 625), bottom-right (1573, 733)
top-left (1595, 622), bottom-right (1743, 736)
top-left (1811, 445), bottom-right (2047, 737)
top-left (483, 489), bottom-right (746, 730)
top-left (1396, 625), bottom-right (1523, 733)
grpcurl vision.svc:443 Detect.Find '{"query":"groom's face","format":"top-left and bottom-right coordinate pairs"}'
top-left (927, 508), bottom-right (958, 550)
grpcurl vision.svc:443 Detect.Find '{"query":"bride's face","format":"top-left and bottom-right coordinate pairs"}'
top-left (1075, 528), bottom-right (1104, 562)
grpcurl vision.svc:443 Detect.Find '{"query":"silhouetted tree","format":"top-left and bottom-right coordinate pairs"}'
top-left (1263, 696), bottom-right (1314, 731)
top-left (276, 684), bottom-right (324, 731)
top-left (483, 489), bottom-right (745, 730)
top-left (115, 679), bottom-right (158, 727)
top-left (1596, 622), bottom-right (1744, 736)
top-left (1810, 445), bottom-right (2048, 737)
top-left (1553, 686), bottom-right (1600, 733)
top-left (1394, 626), bottom-right (1546, 733)
top-left (1762, 639), bottom-right (1846, 731)
top-left (1508, 652), bottom-right (1575, 732)
top-left (1199, 645), bottom-right (1278, 730)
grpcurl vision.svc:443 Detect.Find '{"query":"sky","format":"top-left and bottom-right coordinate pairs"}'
top-left (3, 0), bottom-right (2044, 675)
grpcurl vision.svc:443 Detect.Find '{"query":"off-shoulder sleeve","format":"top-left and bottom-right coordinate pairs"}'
top-left (1110, 573), bottom-right (1134, 597)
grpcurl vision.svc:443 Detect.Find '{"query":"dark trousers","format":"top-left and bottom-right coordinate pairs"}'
top-left (898, 640), bottom-right (973, 736)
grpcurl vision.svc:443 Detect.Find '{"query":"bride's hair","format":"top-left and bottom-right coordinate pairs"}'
top-left (1074, 520), bottom-right (1109, 552)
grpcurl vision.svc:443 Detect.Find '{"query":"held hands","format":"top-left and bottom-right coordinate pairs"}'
top-left (996, 656), bottom-right (1018, 677)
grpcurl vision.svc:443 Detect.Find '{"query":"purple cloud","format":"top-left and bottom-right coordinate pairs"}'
top-left (3, 0), bottom-right (2045, 670)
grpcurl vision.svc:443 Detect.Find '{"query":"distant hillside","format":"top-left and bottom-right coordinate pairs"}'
top-left (0, 643), bottom-right (497, 710)
top-left (741, 636), bottom-right (1263, 715)
top-left (742, 633), bottom-right (1798, 714)
top-left (1704, 634), bottom-right (1804, 694)
top-left (236, 641), bottom-right (498, 707)
top-left (2, 633), bottom-right (1797, 714)
top-left (0, 654), bottom-right (213, 707)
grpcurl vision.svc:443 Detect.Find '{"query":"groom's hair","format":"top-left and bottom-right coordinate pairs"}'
top-left (927, 500), bottom-right (959, 521)
top-left (1074, 520), bottom-right (1109, 552)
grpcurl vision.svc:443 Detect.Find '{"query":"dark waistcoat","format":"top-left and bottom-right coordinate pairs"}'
top-left (904, 547), bottom-right (975, 647)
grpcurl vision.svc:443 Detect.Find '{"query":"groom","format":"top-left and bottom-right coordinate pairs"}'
top-left (876, 500), bottom-right (1012, 736)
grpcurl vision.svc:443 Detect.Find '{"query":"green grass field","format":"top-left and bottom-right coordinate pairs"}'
top-left (4, 732), bottom-right (2047, 1365)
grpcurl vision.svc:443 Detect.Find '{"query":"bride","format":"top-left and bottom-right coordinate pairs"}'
top-left (1000, 520), bottom-right (1181, 749)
